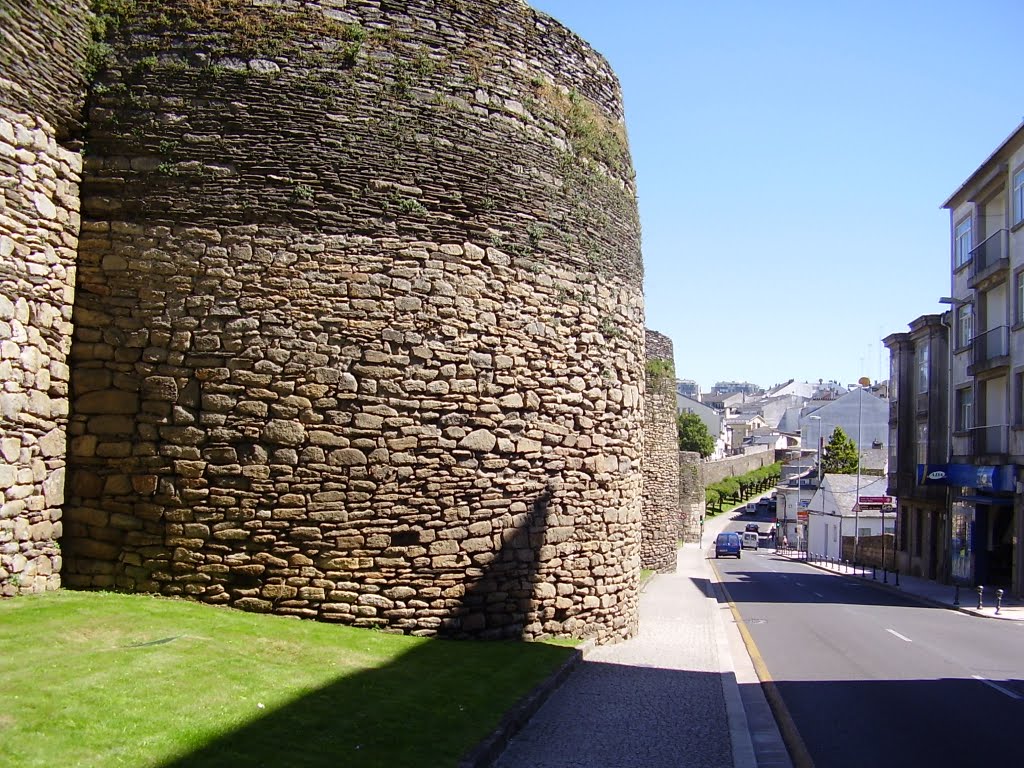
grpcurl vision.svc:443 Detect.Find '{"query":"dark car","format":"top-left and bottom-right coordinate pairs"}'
top-left (715, 531), bottom-right (741, 558)
top-left (745, 523), bottom-right (759, 533)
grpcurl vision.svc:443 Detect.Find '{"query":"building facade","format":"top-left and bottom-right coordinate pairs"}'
top-left (883, 314), bottom-right (950, 581)
top-left (935, 123), bottom-right (1024, 596)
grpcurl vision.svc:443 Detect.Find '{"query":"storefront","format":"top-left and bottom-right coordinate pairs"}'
top-left (918, 463), bottom-right (1017, 590)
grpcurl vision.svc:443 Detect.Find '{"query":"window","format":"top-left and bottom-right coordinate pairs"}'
top-left (957, 304), bottom-right (973, 347)
top-left (955, 217), bottom-right (972, 268)
top-left (956, 387), bottom-right (973, 431)
top-left (1017, 271), bottom-right (1024, 325)
top-left (858, 527), bottom-right (872, 538)
top-left (1016, 372), bottom-right (1024, 426)
top-left (916, 422), bottom-right (928, 464)
top-left (915, 342), bottom-right (929, 393)
top-left (1014, 169), bottom-right (1024, 227)
top-left (889, 351), bottom-right (899, 400)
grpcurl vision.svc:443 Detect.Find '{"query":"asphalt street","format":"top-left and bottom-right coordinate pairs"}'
top-left (713, 526), bottom-right (1024, 768)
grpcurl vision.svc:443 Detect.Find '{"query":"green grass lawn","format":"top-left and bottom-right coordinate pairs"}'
top-left (0, 591), bottom-right (575, 768)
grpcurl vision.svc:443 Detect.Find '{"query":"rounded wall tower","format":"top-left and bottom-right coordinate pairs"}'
top-left (64, 0), bottom-right (644, 641)
top-left (0, 0), bottom-right (90, 596)
top-left (642, 329), bottom-right (679, 572)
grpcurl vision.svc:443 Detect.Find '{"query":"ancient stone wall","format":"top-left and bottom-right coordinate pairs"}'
top-left (678, 451), bottom-right (704, 544)
top-left (642, 329), bottom-right (678, 572)
top-left (0, 0), bottom-right (90, 595)
top-left (702, 451), bottom-right (774, 486)
top-left (61, 0), bottom-right (645, 642)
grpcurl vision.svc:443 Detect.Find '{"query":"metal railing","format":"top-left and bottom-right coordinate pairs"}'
top-left (971, 424), bottom-right (1009, 454)
top-left (971, 325), bottom-right (1009, 366)
top-left (778, 545), bottom-right (901, 585)
top-left (969, 228), bottom-right (1008, 276)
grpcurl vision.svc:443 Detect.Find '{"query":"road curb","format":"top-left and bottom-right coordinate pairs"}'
top-left (458, 641), bottom-right (591, 768)
top-left (712, 560), bottom-right (815, 768)
top-left (782, 553), bottom-right (1024, 621)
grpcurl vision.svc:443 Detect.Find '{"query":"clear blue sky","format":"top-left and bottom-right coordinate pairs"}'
top-left (529, 0), bottom-right (1024, 392)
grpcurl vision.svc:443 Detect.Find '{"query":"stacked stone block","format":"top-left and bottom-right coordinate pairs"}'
top-left (57, 0), bottom-right (645, 642)
top-left (678, 451), bottom-right (705, 545)
top-left (641, 330), bottom-right (679, 572)
top-left (0, 0), bottom-right (89, 595)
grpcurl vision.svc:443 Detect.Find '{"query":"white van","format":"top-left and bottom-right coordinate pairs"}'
top-left (741, 531), bottom-right (759, 550)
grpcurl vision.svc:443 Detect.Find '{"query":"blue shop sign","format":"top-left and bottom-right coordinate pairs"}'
top-left (916, 463), bottom-right (1015, 492)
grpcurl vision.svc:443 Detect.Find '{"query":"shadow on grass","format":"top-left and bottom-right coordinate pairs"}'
top-left (157, 486), bottom-right (563, 767)
top-left (156, 636), bottom-right (573, 768)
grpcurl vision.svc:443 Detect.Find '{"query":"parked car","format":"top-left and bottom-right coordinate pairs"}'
top-left (746, 502), bottom-right (757, 514)
top-left (755, 499), bottom-right (770, 515)
top-left (715, 531), bottom-right (741, 558)
top-left (741, 531), bottom-right (759, 550)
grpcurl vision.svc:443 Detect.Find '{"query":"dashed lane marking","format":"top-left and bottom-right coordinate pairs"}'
top-left (886, 629), bottom-right (912, 643)
top-left (972, 675), bottom-right (1023, 701)
top-left (813, 592), bottom-right (824, 598)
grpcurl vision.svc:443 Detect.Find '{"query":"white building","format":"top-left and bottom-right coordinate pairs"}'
top-left (806, 474), bottom-right (895, 558)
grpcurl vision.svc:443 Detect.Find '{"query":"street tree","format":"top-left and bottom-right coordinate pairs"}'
top-left (821, 426), bottom-right (859, 474)
top-left (677, 412), bottom-right (714, 458)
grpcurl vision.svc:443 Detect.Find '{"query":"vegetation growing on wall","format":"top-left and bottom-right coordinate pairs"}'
top-left (645, 358), bottom-right (675, 382)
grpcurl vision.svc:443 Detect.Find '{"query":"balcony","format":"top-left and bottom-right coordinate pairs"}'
top-left (967, 325), bottom-right (1009, 376)
top-left (967, 229), bottom-right (1009, 290)
top-left (971, 424), bottom-right (1009, 456)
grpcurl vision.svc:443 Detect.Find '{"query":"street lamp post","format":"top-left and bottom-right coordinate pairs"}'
top-left (810, 414), bottom-right (822, 556)
top-left (854, 381), bottom-right (866, 564)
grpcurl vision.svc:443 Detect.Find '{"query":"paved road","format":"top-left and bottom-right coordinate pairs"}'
top-left (714, 532), bottom-right (1024, 768)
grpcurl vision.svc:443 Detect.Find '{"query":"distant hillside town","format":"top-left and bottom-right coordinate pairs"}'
top-left (675, 378), bottom-right (889, 463)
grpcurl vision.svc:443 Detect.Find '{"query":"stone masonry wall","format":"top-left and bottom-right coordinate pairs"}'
top-left (642, 329), bottom-right (678, 572)
top-left (702, 451), bottom-right (774, 487)
top-left (678, 451), bottom-right (704, 544)
top-left (0, 0), bottom-right (90, 596)
top-left (61, 0), bottom-right (645, 642)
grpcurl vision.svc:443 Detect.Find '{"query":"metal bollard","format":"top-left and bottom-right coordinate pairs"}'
top-left (977, 585), bottom-right (984, 610)
top-left (953, 584), bottom-right (960, 606)
top-left (996, 589), bottom-right (1004, 615)
top-left (883, 566), bottom-right (888, 584)
top-left (895, 568), bottom-right (899, 586)
top-left (872, 564), bottom-right (876, 580)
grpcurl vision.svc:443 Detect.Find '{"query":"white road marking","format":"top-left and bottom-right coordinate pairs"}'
top-left (813, 592), bottom-right (824, 598)
top-left (972, 675), bottom-right (1023, 700)
top-left (886, 629), bottom-right (912, 643)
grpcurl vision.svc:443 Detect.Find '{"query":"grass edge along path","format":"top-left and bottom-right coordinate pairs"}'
top-left (0, 590), bottom-right (575, 768)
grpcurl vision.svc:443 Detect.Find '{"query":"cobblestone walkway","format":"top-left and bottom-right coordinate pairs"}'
top-left (494, 544), bottom-right (738, 768)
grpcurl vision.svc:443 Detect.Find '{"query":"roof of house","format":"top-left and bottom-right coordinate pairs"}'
top-left (942, 121), bottom-right (1024, 209)
top-left (808, 473), bottom-right (889, 516)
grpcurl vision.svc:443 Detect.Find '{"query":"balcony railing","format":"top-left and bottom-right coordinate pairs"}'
top-left (971, 325), bottom-right (1009, 367)
top-left (969, 229), bottom-right (1008, 278)
top-left (971, 424), bottom-right (1009, 455)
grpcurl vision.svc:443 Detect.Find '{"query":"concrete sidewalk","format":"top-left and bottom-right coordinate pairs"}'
top-left (775, 547), bottom-right (1024, 621)
top-left (490, 506), bottom-right (790, 768)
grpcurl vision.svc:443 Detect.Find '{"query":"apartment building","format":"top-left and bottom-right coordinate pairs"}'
top-left (883, 314), bottom-right (950, 582)
top-left (923, 123), bottom-right (1024, 596)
